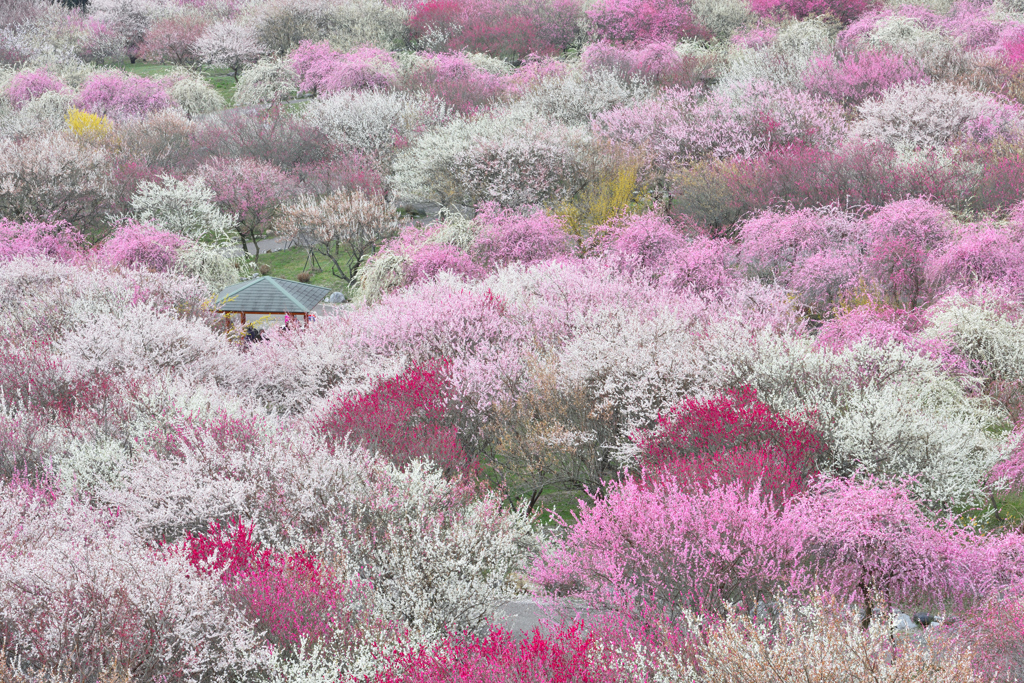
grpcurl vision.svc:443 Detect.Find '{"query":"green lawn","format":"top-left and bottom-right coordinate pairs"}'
top-left (117, 60), bottom-right (238, 105)
top-left (256, 246), bottom-right (356, 297)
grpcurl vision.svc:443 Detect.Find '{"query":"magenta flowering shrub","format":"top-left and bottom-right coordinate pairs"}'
top-left (290, 41), bottom-right (398, 96)
top-left (634, 386), bottom-right (825, 502)
top-left (372, 624), bottom-right (618, 683)
top-left (815, 309), bottom-right (929, 356)
top-left (97, 221), bottom-right (186, 272)
top-left (864, 198), bottom-right (953, 308)
top-left (532, 475), bottom-right (795, 618)
top-left (398, 53), bottom-right (506, 115)
top-left (997, 24), bottom-right (1024, 67)
top-left (0, 218), bottom-right (85, 262)
top-left (473, 202), bottom-right (571, 269)
top-left (318, 359), bottom-right (478, 478)
top-left (592, 211), bottom-right (736, 292)
top-left (74, 72), bottom-right (173, 119)
top-left (580, 40), bottom-right (717, 88)
top-left (406, 243), bottom-right (487, 285)
top-left (803, 49), bottom-right (927, 105)
top-left (926, 225), bottom-right (1024, 295)
top-left (184, 518), bottom-right (368, 654)
top-left (750, 0), bottom-right (880, 23)
top-left (6, 68), bottom-right (67, 109)
top-left (585, 0), bottom-right (711, 44)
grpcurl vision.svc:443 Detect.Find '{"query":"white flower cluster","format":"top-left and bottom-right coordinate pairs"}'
top-left (391, 106), bottom-right (597, 207)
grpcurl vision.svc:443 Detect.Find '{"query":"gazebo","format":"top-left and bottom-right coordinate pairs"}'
top-left (212, 276), bottom-right (331, 327)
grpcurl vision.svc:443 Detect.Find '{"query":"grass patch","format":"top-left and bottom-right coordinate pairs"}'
top-left (118, 60), bottom-right (178, 78)
top-left (256, 246), bottom-right (356, 296)
top-left (957, 490), bottom-right (1024, 532)
top-left (533, 490), bottom-right (585, 528)
top-left (115, 61), bottom-right (237, 105)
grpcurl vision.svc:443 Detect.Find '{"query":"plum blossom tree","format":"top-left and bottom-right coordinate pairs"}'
top-left (785, 478), bottom-right (1005, 628)
top-left (585, 0), bottom-right (711, 44)
top-left (6, 68), bottom-right (68, 108)
top-left (472, 202), bottom-right (571, 269)
top-left (199, 157), bottom-right (295, 258)
top-left (97, 220), bottom-right (186, 272)
top-left (0, 483), bottom-right (266, 682)
top-left (0, 218), bottom-right (84, 262)
top-left (290, 40), bottom-right (398, 96)
top-left (130, 174), bottom-right (237, 242)
top-left (532, 475), bottom-right (795, 619)
top-left (195, 19), bottom-right (264, 81)
top-left (278, 188), bottom-right (401, 284)
top-left (74, 71), bottom-right (172, 119)
top-left (139, 14), bottom-right (207, 65)
top-left (864, 198), bottom-right (952, 309)
top-left (634, 385), bottom-right (825, 502)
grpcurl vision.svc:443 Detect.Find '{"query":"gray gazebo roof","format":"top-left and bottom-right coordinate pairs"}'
top-left (213, 276), bottom-right (331, 314)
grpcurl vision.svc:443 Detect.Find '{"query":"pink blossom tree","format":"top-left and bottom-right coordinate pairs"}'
top-left (6, 68), bottom-right (68, 109)
top-left (139, 15), bottom-right (208, 65)
top-left (864, 198), bottom-right (952, 309)
top-left (199, 157), bottom-right (295, 257)
top-left (585, 0), bottom-right (711, 44)
top-left (290, 41), bottom-right (398, 96)
top-left (473, 202), bottom-right (572, 269)
top-left (750, 0), bottom-right (880, 23)
top-left (785, 478), bottom-right (1002, 628)
top-left (74, 71), bottom-right (173, 119)
top-left (0, 219), bottom-right (85, 262)
top-left (97, 221), bottom-right (186, 272)
top-left (926, 225), bottom-right (1024, 295)
top-left (531, 475), bottom-right (796, 619)
top-left (804, 49), bottom-right (928, 106)
top-left (398, 53), bottom-right (506, 115)
top-left (405, 243), bottom-right (486, 285)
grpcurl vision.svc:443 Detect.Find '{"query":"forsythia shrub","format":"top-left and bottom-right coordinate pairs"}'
top-left (66, 106), bottom-right (110, 139)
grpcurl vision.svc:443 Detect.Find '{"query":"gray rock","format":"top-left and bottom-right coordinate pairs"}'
top-left (396, 200), bottom-right (476, 221)
top-left (492, 598), bottom-right (548, 636)
top-left (892, 612), bottom-right (920, 632)
top-left (328, 291), bottom-right (347, 304)
top-left (396, 200), bottom-right (445, 219)
top-left (912, 612), bottom-right (938, 627)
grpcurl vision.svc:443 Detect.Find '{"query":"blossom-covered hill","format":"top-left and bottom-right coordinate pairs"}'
top-left (3, 0), bottom-right (1024, 680)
